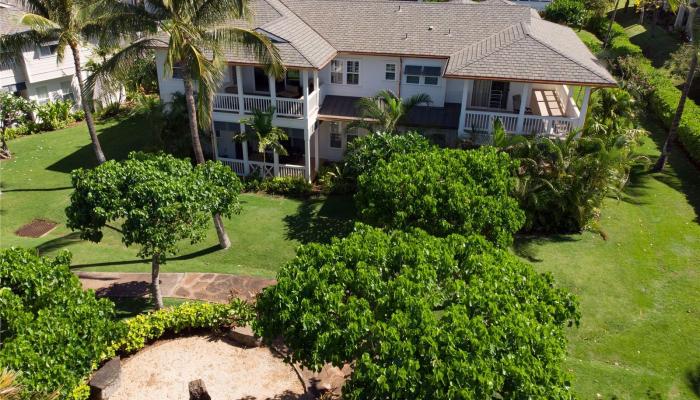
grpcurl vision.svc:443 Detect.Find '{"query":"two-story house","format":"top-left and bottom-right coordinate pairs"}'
top-left (154, 0), bottom-right (616, 181)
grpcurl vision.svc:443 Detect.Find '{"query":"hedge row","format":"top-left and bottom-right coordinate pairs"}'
top-left (582, 19), bottom-right (700, 163)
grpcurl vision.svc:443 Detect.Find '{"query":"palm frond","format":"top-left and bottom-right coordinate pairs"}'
top-left (18, 0), bottom-right (49, 17)
top-left (0, 29), bottom-right (56, 58)
top-left (207, 28), bottom-right (284, 78)
top-left (194, 0), bottom-right (250, 26)
top-left (85, 38), bottom-right (160, 95)
top-left (20, 13), bottom-right (60, 33)
top-left (402, 93), bottom-right (432, 109)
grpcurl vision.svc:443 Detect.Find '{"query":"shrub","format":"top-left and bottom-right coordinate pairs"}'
top-left (258, 176), bottom-right (313, 197)
top-left (343, 131), bottom-right (433, 180)
top-left (35, 100), bottom-right (73, 131)
top-left (0, 248), bottom-right (124, 397)
top-left (3, 124), bottom-right (37, 140)
top-left (577, 29), bottom-right (603, 54)
top-left (110, 300), bottom-right (254, 354)
top-left (317, 163), bottom-right (355, 195)
top-left (255, 224), bottom-right (580, 399)
top-left (71, 109), bottom-right (86, 122)
top-left (355, 147), bottom-right (524, 247)
top-left (542, 0), bottom-right (587, 27)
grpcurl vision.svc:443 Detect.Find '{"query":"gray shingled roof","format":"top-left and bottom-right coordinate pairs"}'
top-left (0, 6), bottom-right (28, 36)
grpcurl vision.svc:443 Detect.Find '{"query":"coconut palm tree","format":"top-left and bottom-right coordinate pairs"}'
top-left (351, 90), bottom-right (431, 134)
top-left (88, 0), bottom-right (284, 249)
top-left (0, 0), bottom-right (111, 163)
top-left (237, 107), bottom-right (288, 167)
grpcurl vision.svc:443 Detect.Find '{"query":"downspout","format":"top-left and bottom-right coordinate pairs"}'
top-left (398, 57), bottom-right (403, 98)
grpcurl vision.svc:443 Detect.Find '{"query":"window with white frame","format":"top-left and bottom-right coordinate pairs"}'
top-left (38, 43), bottom-right (58, 58)
top-left (35, 86), bottom-right (48, 104)
top-left (404, 65), bottom-right (421, 84)
top-left (346, 126), bottom-right (359, 144)
top-left (404, 65), bottom-right (441, 86)
top-left (329, 122), bottom-right (342, 148)
top-left (172, 63), bottom-right (185, 79)
top-left (330, 60), bottom-right (343, 84)
top-left (60, 81), bottom-right (74, 102)
top-left (385, 63), bottom-right (396, 81)
top-left (346, 60), bottom-right (359, 85)
top-left (422, 66), bottom-right (441, 85)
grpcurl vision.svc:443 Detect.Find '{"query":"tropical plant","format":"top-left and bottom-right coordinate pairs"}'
top-left (350, 90), bottom-right (431, 133)
top-left (584, 87), bottom-right (637, 137)
top-left (542, 0), bottom-right (587, 27)
top-left (87, 0), bottom-right (283, 249)
top-left (355, 147), bottom-right (524, 247)
top-left (0, 0), bottom-right (112, 163)
top-left (0, 369), bottom-right (59, 400)
top-left (237, 107), bottom-right (288, 165)
top-left (66, 152), bottom-right (242, 308)
top-left (35, 99), bottom-right (73, 131)
top-left (0, 91), bottom-right (34, 158)
top-left (0, 248), bottom-right (124, 397)
top-left (255, 224), bottom-right (580, 400)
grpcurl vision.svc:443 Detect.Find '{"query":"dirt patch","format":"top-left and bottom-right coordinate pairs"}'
top-left (15, 219), bottom-right (58, 238)
top-left (110, 335), bottom-right (308, 400)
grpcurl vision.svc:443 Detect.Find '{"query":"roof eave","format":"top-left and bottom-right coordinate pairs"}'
top-left (442, 73), bottom-right (618, 88)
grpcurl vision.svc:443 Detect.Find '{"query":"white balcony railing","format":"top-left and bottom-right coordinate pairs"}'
top-left (464, 110), bottom-right (518, 133)
top-left (214, 93), bottom-right (306, 118)
top-left (219, 158), bottom-right (305, 179)
top-left (243, 95), bottom-right (272, 114)
top-left (276, 98), bottom-right (304, 118)
top-left (213, 93), bottom-right (239, 112)
top-left (464, 109), bottom-right (577, 138)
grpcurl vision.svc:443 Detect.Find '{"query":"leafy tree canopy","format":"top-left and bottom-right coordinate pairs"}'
top-left (355, 147), bottom-right (524, 247)
top-left (0, 248), bottom-right (124, 396)
top-left (255, 224), bottom-right (580, 400)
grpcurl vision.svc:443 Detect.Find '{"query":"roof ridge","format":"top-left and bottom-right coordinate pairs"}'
top-left (525, 19), bottom-right (612, 83)
top-left (447, 22), bottom-right (527, 73)
top-left (273, 0), bottom-right (337, 68)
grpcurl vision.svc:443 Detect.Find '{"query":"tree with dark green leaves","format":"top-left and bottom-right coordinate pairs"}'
top-left (66, 152), bottom-right (242, 308)
top-left (351, 90), bottom-right (431, 134)
top-left (0, 92), bottom-right (34, 158)
top-left (255, 224), bottom-right (580, 400)
top-left (355, 147), bottom-right (524, 247)
top-left (0, 248), bottom-right (123, 397)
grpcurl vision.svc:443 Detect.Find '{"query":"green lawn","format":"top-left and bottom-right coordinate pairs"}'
top-left (1, 116), bottom-right (699, 399)
top-left (0, 116), bottom-right (355, 278)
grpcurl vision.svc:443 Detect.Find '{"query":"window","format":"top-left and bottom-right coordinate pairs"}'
top-left (35, 86), bottom-right (48, 104)
top-left (404, 65), bottom-right (441, 85)
top-left (172, 63), bottom-right (185, 79)
top-left (330, 60), bottom-right (343, 84)
top-left (60, 81), bottom-right (74, 102)
top-left (346, 61), bottom-right (359, 85)
top-left (423, 66), bottom-right (441, 85)
top-left (346, 126), bottom-right (359, 144)
top-left (471, 80), bottom-right (510, 109)
top-left (385, 63), bottom-right (396, 81)
top-left (329, 122), bottom-right (342, 148)
top-left (38, 43), bottom-right (58, 58)
top-left (405, 65), bottom-right (421, 85)
top-left (424, 76), bottom-right (439, 85)
top-left (286, 69), bottom-right (300, 88)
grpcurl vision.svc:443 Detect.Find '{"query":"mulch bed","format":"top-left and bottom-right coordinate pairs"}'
top-left (15, 219), bottom-right (58, 238)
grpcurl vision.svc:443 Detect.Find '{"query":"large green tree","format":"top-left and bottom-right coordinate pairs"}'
top-left (0, 248), bottom-right (123, 397)
top-left (0, 0), bottom-right (113, 163)
top-left (255, 224), bottom-right (580, 399)
top-left (351, 90), bottom-right (431, 134)
top-left (355, 147), bottom-right (524, 247)
top-left (88, 0), bottom-right (283, 248)
top-left (66, 152), bottom-right (242, 308)
top-left (0, 92), bottom-right (34, 158)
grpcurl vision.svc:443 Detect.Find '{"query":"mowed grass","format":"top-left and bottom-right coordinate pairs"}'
top-left (0, 116), bottom-right (355, 278)
top-left (1, 115), bottom-right (699, 399)
top-left (517, 118), bottom-right (700, 399)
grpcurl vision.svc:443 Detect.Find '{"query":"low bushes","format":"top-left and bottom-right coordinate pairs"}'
top-left (244, 176), bottom-right (313, 197)
top-left (355, 147), bottom-right (524, 247)
top-left (35, 100), bottom-right (73, 131)
top-left (542, 0), bottom-right (587, 27)
top-left (343, 131), bottom-right (433, 181)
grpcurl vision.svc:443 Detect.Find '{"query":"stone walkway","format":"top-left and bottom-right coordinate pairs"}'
top-left (76, 272), bottom-right (276, 303)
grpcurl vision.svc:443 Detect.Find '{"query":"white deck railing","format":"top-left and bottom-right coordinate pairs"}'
top-left (275, 98), bottom-right (304, 118)
top-left (218, 158), bottom-right (305, 179)
top-left (213, 93), bottom-right (240, 112)
top-left (464, 109), bottom-right (578, 138)
top-left (243, 95), bottom-right (273, 114)
top-left (308, 88), bottom-right (320, 115)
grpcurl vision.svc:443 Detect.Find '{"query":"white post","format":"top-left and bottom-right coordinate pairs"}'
top-left (314, 125), bottom-right (319, 173)
top-left (578, 87), bottom-right (592, 131)
top-left (273, 149), bottom-right (280, 177)
top-left (240, 124), bottom-right (249, 175)
top-left (268, 73), bottom-right (277, 115)
top-left (313, 70), bottom-right (320, 106)
top-left (302, 70), bottom-right (312, 182)
top-left (516, 83), bottom-right (532, 134)
top-left (304, 123), bottom-right (312, 182)
top-left (235, 65), bottom-right (244, 114)
top-left (302, 70), bottom-right (310, 118)
top-left (457, 80), bottom-right (472, 138)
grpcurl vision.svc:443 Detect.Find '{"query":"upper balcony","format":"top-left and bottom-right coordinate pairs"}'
top-left (213, 65), bottom-right (321, 119)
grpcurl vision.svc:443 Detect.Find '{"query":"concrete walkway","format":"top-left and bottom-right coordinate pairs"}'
top-left (76, 272), bottom-right (276, 303)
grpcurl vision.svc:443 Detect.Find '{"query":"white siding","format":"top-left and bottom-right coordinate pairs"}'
top-left (316, 120), bottom-right (369, 162)
top-left (27, 76), bottom-right (76, 104)
top-left (319, 55), bottom-right (400, 99)
top-left (444, 78), bottom-right (464, 104)
top-left (21, 44), bottom-right (88, 83)
top-left (155, 49), bottom-right (185, 102)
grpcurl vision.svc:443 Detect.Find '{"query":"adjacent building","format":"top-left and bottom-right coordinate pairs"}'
top-left (153, 0), bottom-right (617, 181)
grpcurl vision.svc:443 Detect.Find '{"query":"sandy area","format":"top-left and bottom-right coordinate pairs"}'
top-left (110, 335), bottom-right (307, 400)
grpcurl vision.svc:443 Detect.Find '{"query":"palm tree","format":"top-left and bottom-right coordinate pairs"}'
top-left (351, 90), bottom-right (431, 133)
top-left (0, 0), bottom-right (109, 163)
top-left (89, 0), bottom-right (284, 249)
top-left (237, 107), bottom-right (288, 167)
top-left (652, 19), bottom-right (698, 171)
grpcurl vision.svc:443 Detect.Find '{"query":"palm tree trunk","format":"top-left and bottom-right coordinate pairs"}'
top-left (151, 253), bottom-right (164, 310)
top-left (1, 123), bottom-right (10, 157)
top-left (604, 0), bottom-right (622, 49)
top-left (652, 51), bottom-right (697, 172)
top-left (183, 75), bottom-right (230, 249)
top-left (640, 6), bottom-right (645, 24)
top-left (69, 43), bottom-right (106, 164)
top-left (182, 76), bottom-right (206, 164)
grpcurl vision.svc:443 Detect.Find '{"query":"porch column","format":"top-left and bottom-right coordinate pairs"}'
top-left (313, 70), bottom-right (319, 92)
top-left (235, 65), bottom-right (244, 114)
top-left (304, 122), bottom-right (312, 182)
top-left (240, 123), bottom-right (250, 175)
top-left (314, 124), bottom-right (319, 173)
top-left (268, 73), bottom-right (277, 115)
top-left (273, 150), bottom-right (280, 177)
top-left (457, 80), bottom-right (472, 138)
top-left (302, 70), bottom-right (310, 118)
top-left (515, 83), bottom-right (532, 134)
top-left (577, 87), bottom-right (592, 131)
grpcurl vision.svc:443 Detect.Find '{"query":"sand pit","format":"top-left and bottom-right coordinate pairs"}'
top-left (110, 335), bottom-right (307, 400)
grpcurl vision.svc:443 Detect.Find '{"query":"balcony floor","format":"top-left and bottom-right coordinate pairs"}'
top-left (318, 95), bottom-right (461, 130)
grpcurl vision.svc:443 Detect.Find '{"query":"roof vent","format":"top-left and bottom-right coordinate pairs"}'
top-left (397, 4), bottom-right (401, 12)
top-left (404, 33), bottom-right (408, 40)
top-left (446, 28), bottom-right (452, 36)
top-left (428, 25), bottom-right (434, 31)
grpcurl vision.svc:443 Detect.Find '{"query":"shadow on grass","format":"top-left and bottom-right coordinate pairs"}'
top-left (687, 364), bottom-right (700, 398)
top-left (36, 232), bottom-right (83, 254)
top-left (2, 186), bottom-right (72, 192)
top-left (621, 164), bottom-right (654, 205)
top-left (70, 245), bottom-right (221, 269)
top-left (284, 195), bottom-right (356, 244)
top-left (513, 234), bottom-right (580, 263)
top-left (46, 115), bottom-right (157, 174)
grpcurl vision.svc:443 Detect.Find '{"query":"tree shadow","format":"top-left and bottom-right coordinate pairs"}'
top-left (513, 234), bottom-right (580, 263)
top-left (95, 280), bottom-right (150, 298)
top-left (69, 245), bottom-right (221, 269)
top-left (284, 195), bottom-right (356, 244)
top-left (36, 232), bottom-right (83, 254)
top-left (687, 364), bottom-right (700, 398)
top-left (2, 186), bottom-right (72, 192)
top-left (621, 164), bottom-right (653, 205)
top-left (46, 115), bottom-right (157, 174)
top-left (236, 392), bottom-right (313, 400)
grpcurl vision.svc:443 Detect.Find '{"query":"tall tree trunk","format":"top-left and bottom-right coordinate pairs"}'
top-left (151, 253), bottom-right (164, 310)
top-left (183, 75), bottom-right (231, 249)
top-left (69, 43), bottom-right (106, 164)
top-left (604, 0), bottom-right (622, 49)
top-left (1, 123), bottom-right (10, 157)
top-left (652, 52), bottom-right (697, 172)
top-left (640, 6), bottom-right (645, 24)
top-left (624, 0), bottom-right (630, 13)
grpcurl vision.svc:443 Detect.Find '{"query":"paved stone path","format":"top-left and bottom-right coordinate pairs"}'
top-left (76, 272), bottom-right (276, 303)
